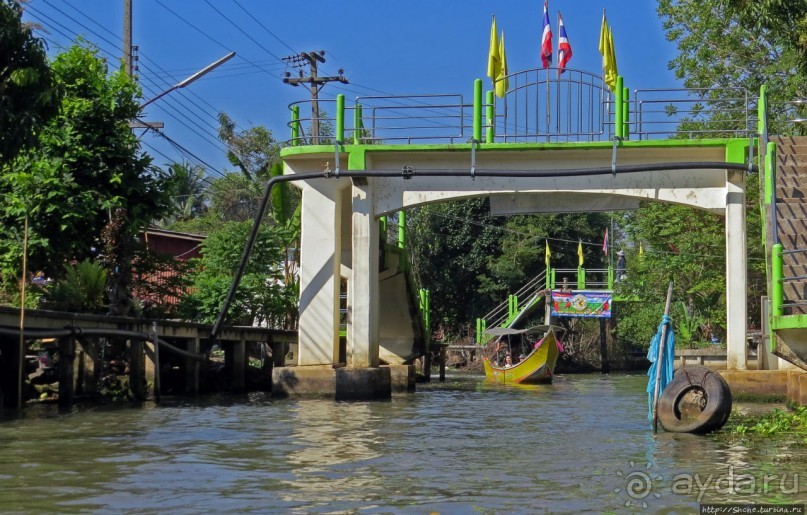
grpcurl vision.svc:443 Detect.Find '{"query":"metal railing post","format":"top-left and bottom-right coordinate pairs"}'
top-left (397, 211), bottom-right (406, 249)
top-left (486, 90), bottom-right (495, 143)
top-left (622, 86), bottom-right (630, 140)
top-left (614, 76), bottom-right (624, 139)
top-left (336, 94), bottom-right (345, 144)
top-left (473, 79), bottom-right (483, 143)
top-left (353, 103), bottom-right (363, 144)
top-left (291, 105), bottom-right (300, 146)
top-left (577, 267), bottom-right (585, 289)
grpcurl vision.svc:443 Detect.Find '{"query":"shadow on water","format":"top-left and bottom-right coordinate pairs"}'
top-left (0, 372), bottom-right (804, 513)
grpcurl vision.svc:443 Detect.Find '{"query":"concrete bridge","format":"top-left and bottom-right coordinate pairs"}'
top-left (268, 69), bottom-right (767, 398)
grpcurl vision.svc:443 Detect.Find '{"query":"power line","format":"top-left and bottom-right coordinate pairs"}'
top-left (150, 0), bottom-right (280, 80)
top-left (203, 0), bottom-right (285, 62)
top-left (232, 0), bottom-right (297, 54)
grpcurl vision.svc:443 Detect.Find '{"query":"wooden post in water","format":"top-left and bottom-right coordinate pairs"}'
top-left (232, 339), bottom-right (246, 392)
top-left (151, 322), bottom-right (160, 403)
top-left (58, 336), bottom-right (75, 409)
top-left (439, 344), bottom-right (446, 382)
top-left (186, 335), bottom-right (200, 395)
top-left (652, 282), bottom-right (675, 433)
top-left (599, 318), bottom-right (609, 373)
top-left (129, 339), bottom-right (145, 401)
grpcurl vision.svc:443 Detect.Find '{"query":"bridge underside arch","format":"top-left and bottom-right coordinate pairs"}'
top-left (283, 141), bottom-right (749, 371)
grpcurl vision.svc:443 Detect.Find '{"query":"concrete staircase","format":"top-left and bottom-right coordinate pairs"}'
top-left (770, 136), bottom-right (807, 370)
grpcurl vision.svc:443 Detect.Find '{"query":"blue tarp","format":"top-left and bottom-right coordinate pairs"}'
top-left (646, 314), bottom-right (676, 421)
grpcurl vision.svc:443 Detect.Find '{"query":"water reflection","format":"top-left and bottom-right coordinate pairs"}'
top-left (283, 400), bottom-right (384, 503)
top-left (0, 374), bottom-right (804, 513)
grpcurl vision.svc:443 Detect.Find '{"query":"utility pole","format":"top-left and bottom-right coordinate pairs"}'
top-left (283, 51), bottom-right (348, 144)
top-left (124, 0), bottom-right (132, 75)
top-left (124, 0), bottom-right (162, 130)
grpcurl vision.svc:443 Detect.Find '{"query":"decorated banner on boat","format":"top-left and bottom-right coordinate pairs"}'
top-left (550, 290), bottom-right (612, 318)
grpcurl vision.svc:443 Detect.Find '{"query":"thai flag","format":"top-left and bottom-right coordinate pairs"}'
top-left (541, 0), bottom-right (552, 69)
top-left (557, 13), bottom-right (572, 75)
top-left (602, 227), bottom-right (609, 255)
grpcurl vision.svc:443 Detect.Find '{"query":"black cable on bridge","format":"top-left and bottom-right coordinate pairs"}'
top-left (209, 160), bottom-right (757, 341)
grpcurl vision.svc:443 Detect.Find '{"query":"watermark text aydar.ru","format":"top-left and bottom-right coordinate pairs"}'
top-left (671, 466), bottom-right (799, 503)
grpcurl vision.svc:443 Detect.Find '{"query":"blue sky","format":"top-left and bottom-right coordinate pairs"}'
top-left (22, 0), bottom-right (681, 176)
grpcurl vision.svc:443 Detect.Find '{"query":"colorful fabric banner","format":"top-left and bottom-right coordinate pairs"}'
top-left (550, 290), bottom-right (612, 318)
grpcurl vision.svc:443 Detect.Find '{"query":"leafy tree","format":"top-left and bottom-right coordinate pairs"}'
top-left (218, 112), bottom-right (280, 181)
top-left (0, 0), bottom-right (57, 164)
top-left (179, 220), bottom-right (296, 327)
top-left (720, 0), bottom-right (807, 74)
top-left (481, 213), bottom-right (610, 298)
top-left (157, 160), bottom-right (208, 226)
top-left (0, 44), bottom-right (172, 308)
top-left (658, 0), bottom-right (807, 132)
top-left (409, 198), bottom-right (504, 336)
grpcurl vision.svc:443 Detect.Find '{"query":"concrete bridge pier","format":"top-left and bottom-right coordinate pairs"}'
top-left (273, 176), bottom-right (392, 399)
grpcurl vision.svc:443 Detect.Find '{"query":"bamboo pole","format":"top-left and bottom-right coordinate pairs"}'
top-left (18, 217), bottom-right (28, 410)
top-left (652, 281), bottom-right (674, 433)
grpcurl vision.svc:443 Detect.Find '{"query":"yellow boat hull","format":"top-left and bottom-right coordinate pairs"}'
top-left (483, 331), bottom-right (561, 384)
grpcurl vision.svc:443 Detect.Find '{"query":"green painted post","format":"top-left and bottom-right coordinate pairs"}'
top-left (622, 86), bottom-right (630, 140)
top-left (425, 290), bottom-right (431, 335)
top-left (380, 216), bottom-right (388, 243)
top-left (545, 267), bottom-right (552, 289)
top-left (353, 104), bottom-right (363, 144)
top-left (420, 289), bottom-right (431, 348)
top-left (758, 85), bottom-right (768, 138)
top-left (486, 90), bottom-right (495, 143)
top-left (765, 142), bottom-right (776, 205)
top-left (397, 211), bottom-right (406, 249)
top-left (614, 76), bottom-right (624, 139)
top-left (336, 94), bottom-right (345, 144)
top-left (772, 243), bottom-right (784, 318)
top-left (476, 318), bottom-right (482, 345)
top-left (608, 267), bottom-right (614, 290)
top-left (473, 79), bottom-right (482, 143)
top-left (577, 267), bottom-right (585, 290)
top-left (291, 105), bottom-right (300, 146)
top-left (550, 269), bottom-right (556, 289)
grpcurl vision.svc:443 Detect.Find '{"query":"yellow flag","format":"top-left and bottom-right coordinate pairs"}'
top-left (488, 16), bottom-right (500, 85)
top-left (639, 243), bottom-right (644, 256)
top-left (495, 30), bottom-right (509, 98)
top-left (599, 11), bottom-right (618, 93)
top-left (545, 240), bottom-right (551, 267)
top-left (578, 240), bottom-right (584, 267)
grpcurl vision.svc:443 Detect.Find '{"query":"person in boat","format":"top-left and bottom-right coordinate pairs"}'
top-left (504, 354), bottom-right (513, 367)
top-left (617, 250), bottom-right (627, 282)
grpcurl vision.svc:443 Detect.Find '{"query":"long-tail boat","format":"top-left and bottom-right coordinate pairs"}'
top-left (483, 326), bottom-right (564, 384)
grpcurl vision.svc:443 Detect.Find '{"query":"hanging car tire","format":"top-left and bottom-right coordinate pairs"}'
top-left (657, 365), bottom-right (732, 434)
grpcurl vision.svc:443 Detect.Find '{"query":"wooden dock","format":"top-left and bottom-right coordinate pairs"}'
top-left (0, 306), bottom-right (295, 411)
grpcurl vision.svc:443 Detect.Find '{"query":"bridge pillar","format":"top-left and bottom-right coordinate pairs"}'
top-left (297, 180), bottom-right (347, 365)
top-left (348, 179), bottom-right (380, 367)
top-left (726, 168), bottom-right (747, 370)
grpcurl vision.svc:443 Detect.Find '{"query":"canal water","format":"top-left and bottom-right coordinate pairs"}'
top-left (1, 373), bottom-right (804, 513)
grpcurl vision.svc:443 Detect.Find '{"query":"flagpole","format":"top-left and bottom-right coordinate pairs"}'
top-left (556, 11), bottom-right (560, 136)
top-left (652, 282), bottom-right (675, 433)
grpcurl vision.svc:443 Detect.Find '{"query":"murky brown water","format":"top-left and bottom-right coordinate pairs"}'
top-left (0, 373), bottom-right (804, 513)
